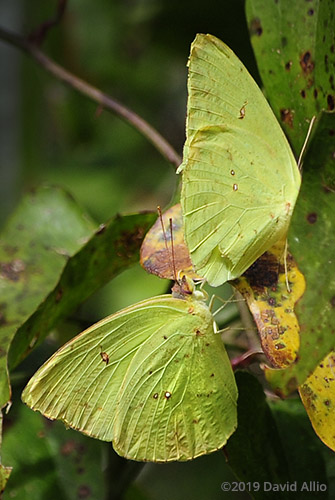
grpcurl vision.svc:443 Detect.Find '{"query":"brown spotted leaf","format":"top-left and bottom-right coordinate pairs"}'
top-left (140, 204), bottom-right (199, 280)
top-left (266, 111), bottom-right (335, 394)
top-left (233, 238), bottom-right (305, 368)
top-left (299, 351), bottom-right (335, 451)
top-left (0, 186), bottom-right (96, 408)
top-left (246, 0), bottom-right (335, 155)
top-left (2, 401), bottom-right (108, 499)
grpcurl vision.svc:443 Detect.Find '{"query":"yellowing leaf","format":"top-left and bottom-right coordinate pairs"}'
top-left (233, 239), bottom-right (305, 368)
top-left (299, 351), bottom-right (335, 452)
top-left (140, 204), bottom-right (199, 280)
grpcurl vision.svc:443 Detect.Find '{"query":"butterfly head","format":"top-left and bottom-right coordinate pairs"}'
top-left (171, 272), bottom-right (207, 302)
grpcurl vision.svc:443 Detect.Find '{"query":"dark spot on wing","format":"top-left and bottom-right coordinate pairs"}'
top-left (100, 349), bottom-right (109, 365)
top-left (285, 61), bottom-right (292, 71)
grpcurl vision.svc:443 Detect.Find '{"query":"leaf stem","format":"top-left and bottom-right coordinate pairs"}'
top-left (0, 25), bottom-right (182, 168)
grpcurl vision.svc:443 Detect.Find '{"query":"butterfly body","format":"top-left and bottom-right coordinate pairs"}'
top-left (22, 285), bottom-right (237, 462)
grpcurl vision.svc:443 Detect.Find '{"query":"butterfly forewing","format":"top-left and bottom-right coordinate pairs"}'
top-left (22, 295), bottom-right (187, 440)
top-left (180, 34), bottom-right (300, 286)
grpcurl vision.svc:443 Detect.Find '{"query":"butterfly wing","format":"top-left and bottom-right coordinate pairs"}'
top-left (113, 297), bottom-right (237, 461)
top-left (180, 34), bottom-right (300, 286)
top-left (22, 296), bottom-right (175, 441)
top-left (22, 295), bottom-right (237, 461)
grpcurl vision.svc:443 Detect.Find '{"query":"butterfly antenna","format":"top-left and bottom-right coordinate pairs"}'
top-left (297, 116), bottom-right (316, 170)
top-left (169, 218), bottom-right (178, 283)
top-left (157, 206), bottom-right (175, 281)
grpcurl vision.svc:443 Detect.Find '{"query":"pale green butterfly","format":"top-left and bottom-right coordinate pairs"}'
top-left (178, 34), bottom-right (301, 287)
top-left (22, 275), bottom-right (237, 462)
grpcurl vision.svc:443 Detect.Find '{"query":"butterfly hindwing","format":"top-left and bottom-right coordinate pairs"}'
top-left (113, 297), bottom-right (237, 461)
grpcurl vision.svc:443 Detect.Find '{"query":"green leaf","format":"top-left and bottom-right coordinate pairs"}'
top-left (226, 372), bottom-right (330, 499)
top-left (0, 412), bottom-right (12, 495)
top-left (127, 451), bottom-right (239, 500)
top-left (2, 401), bottom-right (108, 499)
top-left (246, 0), bottom-right (335, 156)
top-left (0, 185), bottom-right (156, 409)
top-left (0, 186), bottom-right (95, 408)
top-left (226, 372), bottom-right (290, 500)
top-left (266, 111), bottom-right (335, 394)
top-left (8, 210), bottom-right (156, 370)
top-left (270, 398), bottom-right (331, 495)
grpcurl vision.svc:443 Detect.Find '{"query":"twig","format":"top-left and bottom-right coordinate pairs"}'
top-left (28, 0), bottom-right (68, 45)
top-left (0, 25), bottom-right (182, 168)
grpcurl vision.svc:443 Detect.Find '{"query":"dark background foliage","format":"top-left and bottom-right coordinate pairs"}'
top-left (1, 1), bottom-right (335, 499)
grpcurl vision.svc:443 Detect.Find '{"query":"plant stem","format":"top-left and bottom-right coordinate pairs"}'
top-left (0, 25), bottom-right (182, 169)
top-left (28, 0), bottom-right (68, 45)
